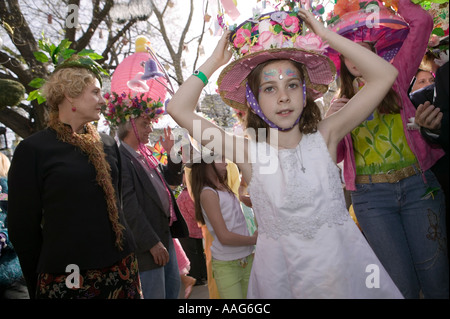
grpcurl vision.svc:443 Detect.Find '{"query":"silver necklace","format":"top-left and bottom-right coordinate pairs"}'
top-left (299, 143), bottom-right (306, 173)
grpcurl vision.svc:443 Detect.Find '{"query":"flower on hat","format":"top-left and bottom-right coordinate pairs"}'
top-left (259, 30), bottom-right (285, 50)
top-left (102, 91), bottom-right (164, 128)
top-left (231, 11), bottom-right (310, 57)
top-left (271, 11), bottom-right (288, 24)
top-left (333, 0), bottom-right (361, 18)
top-left (281, 14), bottom-right (300, 33)
top-left (233, 27), bottom-right (252, 49)
top-left (328, 0), bottom-right (400, 25)
top-left (294, 33), bottom-right (329, 53)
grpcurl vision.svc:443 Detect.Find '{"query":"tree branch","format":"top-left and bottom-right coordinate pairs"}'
top-left (71, 0), bottom-right (114, 51)
top-left (101, 17), bottom-right (138, 64)
top-left (0, 107), bottom-right (34, 138)
top-left (193, 0), bottom-right (208, 71)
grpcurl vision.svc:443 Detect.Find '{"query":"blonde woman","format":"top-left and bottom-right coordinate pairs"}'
top-left (7, 56), bottom-right (141, 299)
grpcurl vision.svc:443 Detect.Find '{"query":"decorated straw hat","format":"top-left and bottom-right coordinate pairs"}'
top-left (326, 0), bottom-right (409, 71)
top-left (217, 10), bottom-right (336, 111)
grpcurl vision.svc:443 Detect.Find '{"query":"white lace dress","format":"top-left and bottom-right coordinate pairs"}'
top-left (247, 132), bottom-right (403, 299)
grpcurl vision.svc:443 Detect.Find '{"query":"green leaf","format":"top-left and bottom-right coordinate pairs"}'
top-left (37, 94), bottom-right (46, 104)
top-left (379, 135), bottom-right (388, 141)
top-left (27, 89), bottom-right (46, 104)
top-left (33, 51), bottom-right (49, 63)
top-left (49, 43), bottom-right (57, 56)
top-left (242, 22), bottom-right (252, 31)
top-left (78, 49), bottom-right (103, 60)
top-left (38, 37), bottom-right (51, 53)
top-left (26, 90), bottom-right (40, 101)
top-left (373, 125), bottom-right (379, 134)
top-left (327, 15), bottom-right (340, 25)
top-left (365, 137), bottom-right (373, 145)
top-left (432, 28), bottom-right (445, 37)
top-left (273, 24), bottom-right (283, 34)
top-left (79, 57), bottom-right (95, 65)
top-left (59, 39), bottom-right (72, 50)
top-left (28, 77), bottom-right (46, 89)
top-left (60, 49), bottom-right (77, 60)
top-left (384, 149), bottom-right (392, 159)
top-left (363, 149), bottom-right (371, 157)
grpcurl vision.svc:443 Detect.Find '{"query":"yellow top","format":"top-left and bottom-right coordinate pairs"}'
top-left (351, 110), bottom-right (417, 175)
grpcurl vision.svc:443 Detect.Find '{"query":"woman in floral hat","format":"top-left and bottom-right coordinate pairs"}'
top-left (326, 0), bottom-right (448, 299)
top-left (167, 7), bottom-right (402, 298)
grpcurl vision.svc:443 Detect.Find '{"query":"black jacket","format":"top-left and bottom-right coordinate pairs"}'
top-left (7, 128), bottom-right (134, 298)
top-left (434, 62), bottom-right (449, 154)
top-left (119, 142), bottom-right (188, 271)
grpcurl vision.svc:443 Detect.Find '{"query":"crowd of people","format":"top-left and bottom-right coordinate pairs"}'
top-left (0, 0), bottom-right (448, 299)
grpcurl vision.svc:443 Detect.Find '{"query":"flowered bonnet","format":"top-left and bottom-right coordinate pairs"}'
top-left (102, 91), bottom-right (164, 129)
top-left (217, 8), bottom-right (336, 111)
top-left (326, 0), bottom-right (409, 72)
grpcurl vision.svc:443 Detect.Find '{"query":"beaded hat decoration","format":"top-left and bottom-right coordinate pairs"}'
top-left (217, 10), bottom-right (336, 111)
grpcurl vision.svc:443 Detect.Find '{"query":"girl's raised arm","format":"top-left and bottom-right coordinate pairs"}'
top-left (299, 9), bottom-right (398, 154)
top-left (167, 33), bottom-right (251, 175)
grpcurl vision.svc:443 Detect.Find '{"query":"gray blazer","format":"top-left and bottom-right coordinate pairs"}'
top-left (119, 143), bottom-right (189, 271)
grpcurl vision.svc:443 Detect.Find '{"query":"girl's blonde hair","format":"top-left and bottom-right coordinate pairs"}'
top-left (0, 152), bottom-right (11, 178)
top-left (245, 59), bottom-right (322, 140)
top-left (42, 67), bottom-right (96, 114)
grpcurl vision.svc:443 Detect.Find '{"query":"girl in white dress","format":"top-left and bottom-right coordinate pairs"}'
top-left (167, 7), bottom-right (403, 298)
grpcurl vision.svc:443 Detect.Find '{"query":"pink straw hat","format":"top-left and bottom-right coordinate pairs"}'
top-left (326, 0), bottom-right (409, 72)
top-left (217, 11), bottom-right (336, 111)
